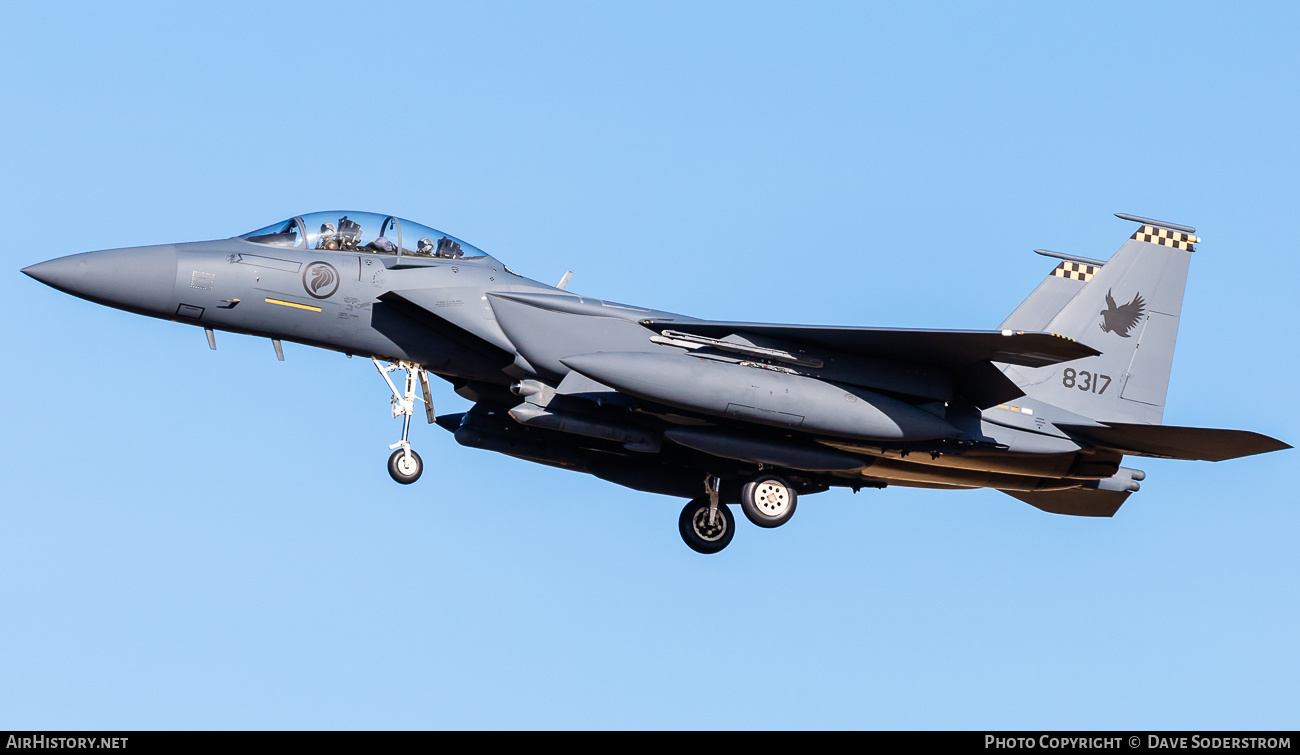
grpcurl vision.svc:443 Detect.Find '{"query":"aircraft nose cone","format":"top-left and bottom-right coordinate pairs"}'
top-left (23, 245), bottom-right (177, 316)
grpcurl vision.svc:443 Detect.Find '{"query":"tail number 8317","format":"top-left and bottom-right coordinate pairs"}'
top-left (1062, 368), bottom-right (1111, 394)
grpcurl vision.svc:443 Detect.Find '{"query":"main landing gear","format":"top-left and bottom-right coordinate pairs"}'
top-left (739, 474), bottom-right (798, 528)
top-left (374, 358), bottom-right (434, 484)
top-left (678, 473), bottom-right (798, 553)
top-left (679, 475), bottom-right (735, 554)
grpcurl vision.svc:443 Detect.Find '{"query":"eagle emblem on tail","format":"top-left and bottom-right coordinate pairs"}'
top-left (1099, 289), bottom-right (1145, 337)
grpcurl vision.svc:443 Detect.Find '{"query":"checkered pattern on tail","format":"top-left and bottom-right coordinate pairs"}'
top-left (1051, 260), bottom-right (1099, 281)
top-left (1131, 225), bottom-right (1198, 251)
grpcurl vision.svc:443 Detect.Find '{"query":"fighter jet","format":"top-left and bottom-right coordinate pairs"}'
top-left (21, 211), bottom-right (1289, 553)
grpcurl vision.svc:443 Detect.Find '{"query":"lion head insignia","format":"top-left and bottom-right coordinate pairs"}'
top-left (1098, 288), bottom-right (1145, 337)
top-left (303, 261), bottom-right (340, 299)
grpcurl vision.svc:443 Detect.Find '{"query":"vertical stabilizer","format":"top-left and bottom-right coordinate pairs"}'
top-left (1004, 217), bottom-right (1198, 425)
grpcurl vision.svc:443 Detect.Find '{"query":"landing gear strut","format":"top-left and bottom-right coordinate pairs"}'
top-left (678, 475), bottom-right (735, 554)
top-left (374, 358), bottom-right (434, 484)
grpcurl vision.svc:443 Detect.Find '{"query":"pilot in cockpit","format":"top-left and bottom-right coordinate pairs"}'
top-left (416, 238), bottom-right (435, 256)
top-left (317, 216), bottom-right (364, 251)
top-left (317, 222), bottom-right (338, 250)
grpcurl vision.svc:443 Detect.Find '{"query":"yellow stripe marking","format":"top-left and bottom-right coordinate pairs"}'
top-left (264, 297), bottom-right (322, 312)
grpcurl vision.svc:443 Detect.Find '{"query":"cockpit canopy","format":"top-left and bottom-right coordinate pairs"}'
top-left (239, 211), bottom-right (491, 261)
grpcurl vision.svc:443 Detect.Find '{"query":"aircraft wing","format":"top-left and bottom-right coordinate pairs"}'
top-left (639, 320), bottom-right (1099, 368)
top-left (1054, 422), bottom-right (1292, 462)
top-left (1003, 488), bottom-right (1130, 517)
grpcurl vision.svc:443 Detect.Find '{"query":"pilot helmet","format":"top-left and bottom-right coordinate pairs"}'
top-left (318, 222), bottom-right (340, 250)
top-left (417, 237), bottom-right (434, 255)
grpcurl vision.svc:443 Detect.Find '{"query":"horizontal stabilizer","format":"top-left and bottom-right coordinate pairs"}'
top-left (639, 320), bottom-right (1099, 368)
top-left (1003, 488), bottom-right (1129, 517)
top-left (1055, 422), bottom-right (1291, 462)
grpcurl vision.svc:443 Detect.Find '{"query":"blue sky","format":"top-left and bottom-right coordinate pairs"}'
top-left (1, 1), bottom-right (1296, 729)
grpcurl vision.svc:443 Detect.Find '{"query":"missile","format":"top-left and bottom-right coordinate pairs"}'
top-left (560, 351), bottom-right (959, 442)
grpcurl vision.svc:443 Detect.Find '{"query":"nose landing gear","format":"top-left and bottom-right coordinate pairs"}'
top-left (374, 358), bottom-right (434, 484)
top-left (388, 448), bottom-right (423, 484)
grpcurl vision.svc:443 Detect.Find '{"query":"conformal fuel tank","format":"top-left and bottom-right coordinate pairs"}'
top-left (561, 352), bottom-right (959, 442)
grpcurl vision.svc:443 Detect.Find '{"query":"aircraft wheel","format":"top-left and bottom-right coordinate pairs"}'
top-left (678, 497), bottom-right (735, 554)
top-left (387, 449), bottom-right (423, 484)
top-left (740, 475), bottom-right (797, 528)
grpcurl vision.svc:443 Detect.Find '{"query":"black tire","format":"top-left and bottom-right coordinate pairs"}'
top-left (387, 448), bottom-right (423, 484)
top-left (740, 475), bottom-right (797, 528)
top-left (678, 497), bottom-right (735, 554)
